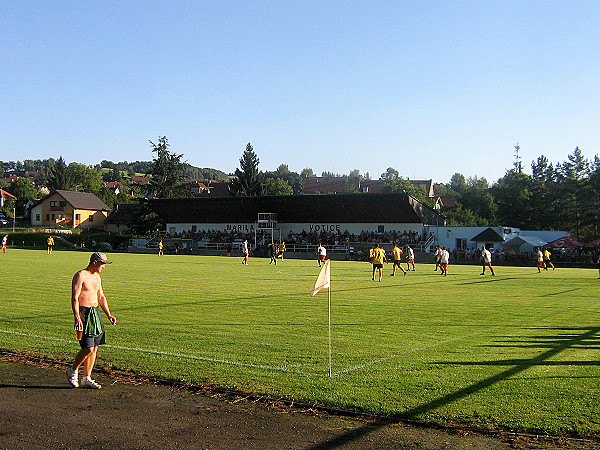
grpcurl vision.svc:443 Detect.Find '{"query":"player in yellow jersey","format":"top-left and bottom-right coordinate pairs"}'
top-left (277, 241), bottom-right (286, 261)
top-left (371, 243), bottom-right (386, 282)
top-left (47, 236), bottom-right (55, 254)
top-left (391, 243), bottom-right (407, 277)
top-left (543, 248), bottom-right (554, 270)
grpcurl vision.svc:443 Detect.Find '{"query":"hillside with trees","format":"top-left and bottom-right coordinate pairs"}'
top-left (2, 140), bottom-right (600, 242)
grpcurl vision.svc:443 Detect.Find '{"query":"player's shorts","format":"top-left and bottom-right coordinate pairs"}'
top-left (483, 262), bottom-right (492, 267)
top-left (537, 261), bottom-right (545, 268)
top-left (440, 263), bottom-right (448, 269)
top-left (393, 259), bottom-right (402, 267)
top-left (318, 255), bottom-right (326, 261)
top-left (372, 263), bottom-right (384, 269)
top-left (408, 259), bottom-right (414, 263)
top-left (78, 306), bottom-right (106, 349)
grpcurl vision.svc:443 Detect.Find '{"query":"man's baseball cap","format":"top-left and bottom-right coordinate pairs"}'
top-left (90, 251), bottom-right (112, 264)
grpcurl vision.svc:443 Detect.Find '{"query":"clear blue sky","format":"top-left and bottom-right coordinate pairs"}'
top-left (3, 1), bottom-right (599, 184)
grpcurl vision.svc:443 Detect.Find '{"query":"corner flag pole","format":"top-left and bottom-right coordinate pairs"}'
top-left (328, 282), bottom-right (332, 378)
top-left (310, 259), bottom-right (332, 377)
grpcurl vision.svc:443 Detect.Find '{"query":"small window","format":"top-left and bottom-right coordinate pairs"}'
top-left (46, 214), bottom-right (50, 221)
top-left (377, 225), bottom-right (384, 233)
top-left (88, 214), bottom-right (94, 222)
top-left (51, 214), bottom-right (55, 220)
top-left (59, 201), bottom-right (67, 207)
top-left (50, 201), bottom-right (57, 207)
top-left (76, 214), bottom-right (81, 221)
top-left (36, 214), bottom-right (40, 221)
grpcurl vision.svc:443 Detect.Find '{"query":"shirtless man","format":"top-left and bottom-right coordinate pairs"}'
top-left (67, 252), bottom-right (117, 389)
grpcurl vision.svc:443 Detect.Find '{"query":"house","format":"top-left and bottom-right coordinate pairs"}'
top-left (103, 203), bottom-right (144, 234)
top-left (104, 181), bottom-right (123, 194)
top-left (0, 188), bottom-right (17, 208)
top-left (30, 190), bottom-right (111, 229)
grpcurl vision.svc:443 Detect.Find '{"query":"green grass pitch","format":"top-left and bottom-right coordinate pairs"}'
top-left (1, 249), bottom-right (599, 437)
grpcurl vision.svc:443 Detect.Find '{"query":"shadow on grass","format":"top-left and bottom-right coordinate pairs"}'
top-left (308, 326), bottom-right (600, 449)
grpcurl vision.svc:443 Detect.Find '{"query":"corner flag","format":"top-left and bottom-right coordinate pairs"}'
top-left (310, 259), bottom-right (330, 296)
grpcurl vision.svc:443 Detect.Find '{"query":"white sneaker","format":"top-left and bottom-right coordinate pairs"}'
top-left (80, 377), bottom-right (101, 389)
top-left (66, 367), bottom-right (79, 388)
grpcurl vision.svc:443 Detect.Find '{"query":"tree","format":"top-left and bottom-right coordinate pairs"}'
top-left (149, 136), bottom-right (185, 198)
top-left (264, 164), bottom-right (303, 195)
top-left (8, 177), bottom-right (39, 212)
top-left (300, 168), bottom-right (314, 178)
top-left (380, 167), bottom-right (399, 181)
top-left (66, 163), bottom-right (103, 194)
top-left (349, 169), bottom-right (361, 178)
top-left (43, 157), bottom-right (72, 191)
top-left (229, 143), bottom-right (265, 196)
top-left (264, 178), bottom-right (293, 195)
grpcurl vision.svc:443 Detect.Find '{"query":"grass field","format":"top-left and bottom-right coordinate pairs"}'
top-left (1, 248), bottom-right (599, 437)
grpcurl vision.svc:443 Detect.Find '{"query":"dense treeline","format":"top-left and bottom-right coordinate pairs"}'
top-left (2, 141), bottom-right (599, 241)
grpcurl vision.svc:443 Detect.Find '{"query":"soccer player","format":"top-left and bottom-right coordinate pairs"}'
top-left (543, 248), bottom-right (555, 270)
top-left (371, 243), bottom-right (386, 282)
top-left (1, 234), bottom-right (7, 253)
top-left (67, 252), bottom-right (117, 389)
top-left (277, 241), bottom-right (286, 261)
top-left (536, 248), bottom-right (545, 273)
top-left (405, 245), bottom-right (415, 271)
top-left (391, 243), bottom-right (407, 277)
top-left (241, 240), bottom-right (249, 265)
top-left (269, 241), bottom-right (278, 265)
top-left (317, 243), bottom-right (327, 267)
top-left (434, 245), bottom-right (442, 271)
top-left (480, 246), bottom-right (495, 276)
top-left (158, 240), bottom-right (164, 256)
top-left (47, 235), bottom-right (55, 254)
top-left (440, 246), bottom-right (450, 276)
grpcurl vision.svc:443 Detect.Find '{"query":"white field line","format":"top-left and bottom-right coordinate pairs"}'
top-left (2, 297), bottom-right (598, 379)
top-left (332, 297), bottom-right (600, 377)
top-left (0, 329), bottom-right (320, 377)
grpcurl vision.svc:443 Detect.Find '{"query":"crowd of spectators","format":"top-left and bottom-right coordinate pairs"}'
top-left (169, 228), bottom-right (423, 247)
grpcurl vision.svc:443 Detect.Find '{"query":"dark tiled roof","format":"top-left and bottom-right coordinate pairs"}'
top-left (471, 227), bottom-right (505, 242)
top-left (56, 190), bottom-right (111, 211)
top-left (150, 193), bottom-right (444, 225)
top-left (32, 190), bottom-right (111, 211)
top-left (104, 203), bottom-right (144, 225)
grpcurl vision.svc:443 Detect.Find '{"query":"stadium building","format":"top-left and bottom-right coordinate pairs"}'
top-left (149, 193), bottom-right (445, 255)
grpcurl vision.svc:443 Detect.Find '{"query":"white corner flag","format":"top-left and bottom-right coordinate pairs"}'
top-left (311, 259), bottom-right (330, 296)
top-left (310, 259), bottom-right (333, 377)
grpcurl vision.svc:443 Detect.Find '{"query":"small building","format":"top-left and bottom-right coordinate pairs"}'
top-left (30, 190), bottom-right (111, 229)
top-left (0, 188), bottom-right (17, 208)
top-left (104, 203), bottom-right (144, 234)
top-left (502, 235), bottom-right (547, 253)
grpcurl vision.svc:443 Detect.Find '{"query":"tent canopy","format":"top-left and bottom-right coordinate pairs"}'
top-left (502, 235), bottom-right (547, 250)
top-left (544, 236), bottom-right (584, 248)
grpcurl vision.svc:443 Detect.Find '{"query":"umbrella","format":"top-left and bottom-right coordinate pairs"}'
top-left (544, 236), bottom-right (584, 248)
top-left (586, 238), bottom-right (600, 247)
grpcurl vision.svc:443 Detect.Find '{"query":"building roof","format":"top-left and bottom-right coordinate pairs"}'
top-left (470, 227), bottom-right (505, 243)
top-left (0, 188), bottom-right (17, 200)
top-left (301, 177), bottom-right (436, 197)
top-left (104, 203), bottom-right (144, 225)
top-left (502, 235), bottom-right (547, 249)
top-left (33, 190), bottom-right (111, 211)
top-left (150, 193), bottom-right (445, 226)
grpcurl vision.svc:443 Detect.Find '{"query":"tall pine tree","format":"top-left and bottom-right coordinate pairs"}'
top-left (230, 143), bottom-right (265, 196)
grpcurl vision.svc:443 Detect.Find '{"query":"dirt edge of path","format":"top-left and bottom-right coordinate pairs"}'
top-left (1, 350), bottom-right (597, 450)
